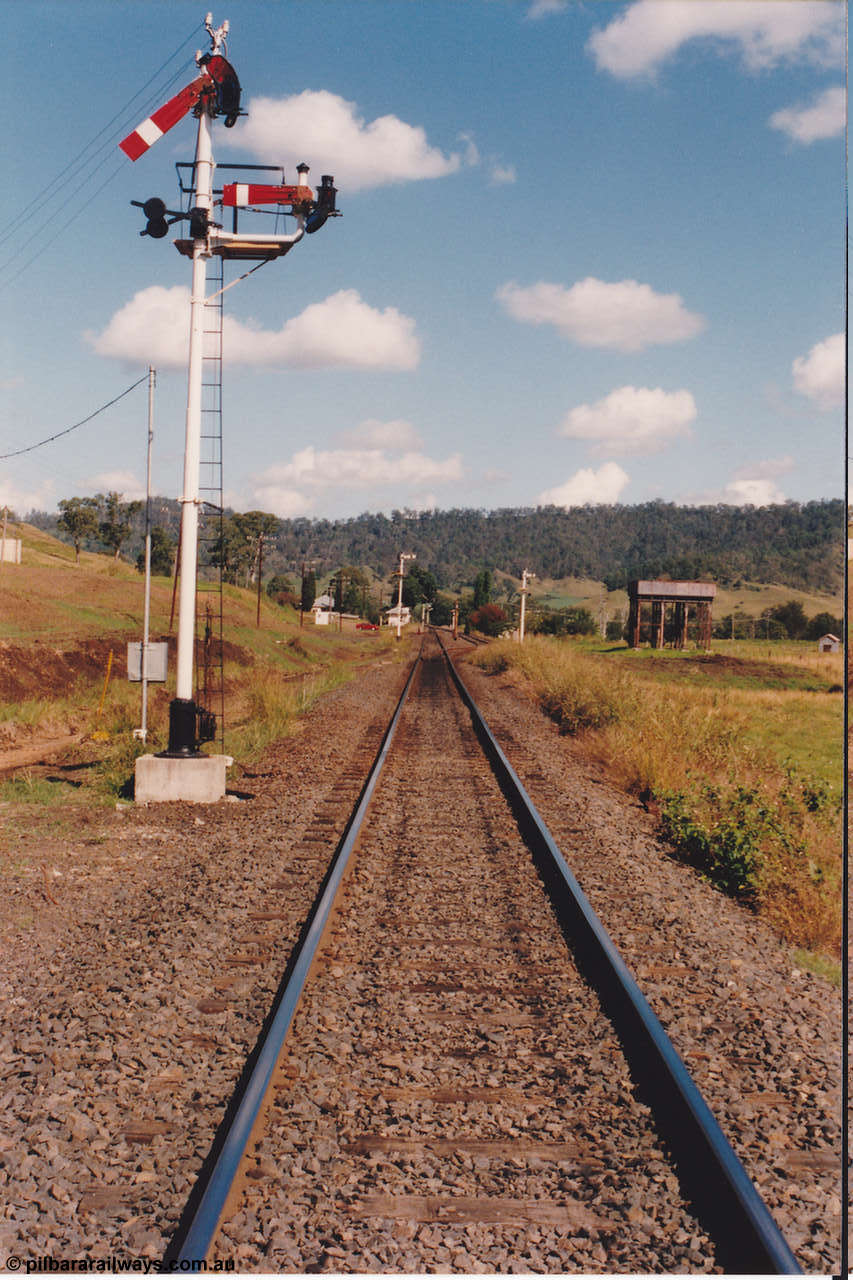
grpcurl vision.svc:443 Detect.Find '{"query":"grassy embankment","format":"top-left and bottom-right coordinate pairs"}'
top-left (0, 522), bottom-right (402, 800)
top-left (471, 635), bottom-right (842, 973)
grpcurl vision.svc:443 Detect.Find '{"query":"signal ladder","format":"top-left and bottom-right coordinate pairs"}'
top-left (196, 252), bottom-right (226, 751)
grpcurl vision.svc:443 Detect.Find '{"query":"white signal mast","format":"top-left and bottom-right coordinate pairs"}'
top-left (395, 552), bottom-right (415, 641)
top-left (519, 568), bottom-right (535, 643)
top-left (119, 13), bottom-right (338, 764)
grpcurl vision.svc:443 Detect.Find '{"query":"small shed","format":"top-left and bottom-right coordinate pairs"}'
top-left (818, 633), bottom-right (841, 653)
top-left (384, 603), bottom-right (411, 627)
top-left (311, 593), bottom-right (336, 625)
top-left (0, 537), bottom-right (21, 564)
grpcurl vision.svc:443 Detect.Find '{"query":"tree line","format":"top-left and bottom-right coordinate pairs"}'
top-left (31, 496), bottom-right (844, 597)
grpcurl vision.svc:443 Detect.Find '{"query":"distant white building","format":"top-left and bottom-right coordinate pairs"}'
top-left (311, 593), bottom-right (336, 626)
top-left (818, 633), bottom-right (841, 653)
top-left (384, 603), bottom-right (411, 627)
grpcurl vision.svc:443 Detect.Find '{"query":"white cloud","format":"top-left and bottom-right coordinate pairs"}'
top-left (725, 455), bottom-right (793, 505)
top-left (88, 470), bottom-right (145, 501)
top-left (88, 286), bottom-right (420, 371)
top-left (489, 162), bottom-right (517, 185)
top-left (0, 478), bottom-right (56, 517)
top-left (497, 277), bottom-right (705, 351)
top-left (792, 332), bottom-right (844, 408)
top-left (458, 132), bottom-right (481, 167)
top-left (723, 477), bottom-right (786, 505)
top-left (558, 386), bottom-right (697, 455)
top-left (338, 419), bottom-right (424, 451)
top-left (233, 91), bottom-right (467, 192)
top-left (537, 461), bottom-right (630, 507)
top-left (770, 85), bottom-right (845, 143)
top-left (248, 486), bottom-right (312, 519)
top-left (526, 0), bottom-right (568, 18)
top-left (686, 456), bottom-right (794, 505)
top-left (588, 1), bottom-right (844, 79)
top-left (87, 285), bottom-right (187, 368)
top-left (237, 290), bottom-right (421, 370)
top-left (249, 444), bottom-right (463, 517)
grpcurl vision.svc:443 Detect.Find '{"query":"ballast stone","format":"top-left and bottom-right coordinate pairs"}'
top-left (134, 753), bottom-right (228, 804)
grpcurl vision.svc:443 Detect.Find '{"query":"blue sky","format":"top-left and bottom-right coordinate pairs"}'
top-left (1, 1), bottom-right (845, 522)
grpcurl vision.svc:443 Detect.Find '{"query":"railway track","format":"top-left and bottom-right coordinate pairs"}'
top-left (167, 632), bottom-right (799, 1273)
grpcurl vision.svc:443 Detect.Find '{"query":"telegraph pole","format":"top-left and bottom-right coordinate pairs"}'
top-left (255, 532), bottom-right (264, 627)
top-left (136, 366), bottom-right (155, 741)
top-left (299, 561), bottom-right (314, 628)
top-left (338, 571), bottom-right (346, 632)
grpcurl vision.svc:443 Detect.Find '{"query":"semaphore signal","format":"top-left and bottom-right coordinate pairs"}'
top-left (119, 12), bottom-right (340, 792)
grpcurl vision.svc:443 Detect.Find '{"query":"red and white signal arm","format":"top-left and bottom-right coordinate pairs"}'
top-left (222, 182), bottom-right (314, 207)
top-left (119, 55), bottom-right (241, 161)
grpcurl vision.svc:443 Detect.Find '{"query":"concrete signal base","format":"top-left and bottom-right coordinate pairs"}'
top-left (135, 753), bottom-right (229, 804)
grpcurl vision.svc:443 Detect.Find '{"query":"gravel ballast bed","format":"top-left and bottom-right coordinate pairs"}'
top-left (214, 645), bottom-right (722, 1273)
top-left (457, 649), bottom-right (841, 1272)
top-left (0, 655), bottom-right (410, 1263)
top-left (0, 638), bottom-right (841, 1272)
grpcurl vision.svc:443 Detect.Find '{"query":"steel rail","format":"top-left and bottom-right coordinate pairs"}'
top-left (435, 630), bottom-right (800, 1275)
top-left (165, 642), bottom-right (424, 1266)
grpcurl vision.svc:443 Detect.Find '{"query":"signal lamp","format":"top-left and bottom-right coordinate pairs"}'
top-left (188, 206), bottom-right (210, 239)
top-left (136, 197), bottom-right (169, 239)
top-left (305, 175), bottom-right (338, 234)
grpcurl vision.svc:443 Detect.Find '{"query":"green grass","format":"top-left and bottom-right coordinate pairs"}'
top-left (0, 774), bottom-right (78, 805)
top-left (52, 600), bottom-right (138, 631)
top-left (737, 692), bottom-right (842, 793)
top-left (793, 948), bottom-right (842, 986)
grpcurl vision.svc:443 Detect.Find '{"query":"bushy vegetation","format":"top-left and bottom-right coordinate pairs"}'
top-left (714, 599), bottom-right (843, 641)
top-left (472, 637), bottom-right (842, 959)
top-left (470, 603), bottom-right (508, 636)
top-left (136, 526), bottom-right (175, 577)
top-left (532, 605), bottom-right (597, 636)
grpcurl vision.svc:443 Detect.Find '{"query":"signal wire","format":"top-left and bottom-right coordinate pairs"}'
top-left (0, 60), bottom-right (189, 283)
top-left (0, 374), bottom-right (149, 460)
top-left (0, 28), bottom-right (204, 285)
top-left (0, 23), bottom-right (201, 249)
top-left (0, 158), bottom-right (130, 293)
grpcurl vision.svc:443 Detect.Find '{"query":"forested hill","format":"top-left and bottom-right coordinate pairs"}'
top-left (29, 498), bottom-right (844, 594)
top-left (274, 501), bottom-right (844, 593)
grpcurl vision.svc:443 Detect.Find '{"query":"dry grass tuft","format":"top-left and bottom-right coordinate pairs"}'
top-left (472, 637), bottom-right (842, 958)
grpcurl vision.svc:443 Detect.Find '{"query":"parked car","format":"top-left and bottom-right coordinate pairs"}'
top-left (356, 621), bottom-right (379, 631)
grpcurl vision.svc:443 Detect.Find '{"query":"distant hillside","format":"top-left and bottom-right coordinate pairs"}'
top-left (27, 499), bottom-right (844, 595)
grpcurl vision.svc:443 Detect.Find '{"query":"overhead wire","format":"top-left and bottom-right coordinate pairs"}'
top-left (0, 24), bottom-right (203, 287)
top-left (0, 374), bottom-right (149, 460)
top-left (0, 162), bottom-right (131, 293)
top-left (0, 22), bottom-right (201, 249)
top-left (0, 61), bottom-right (189, 282)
